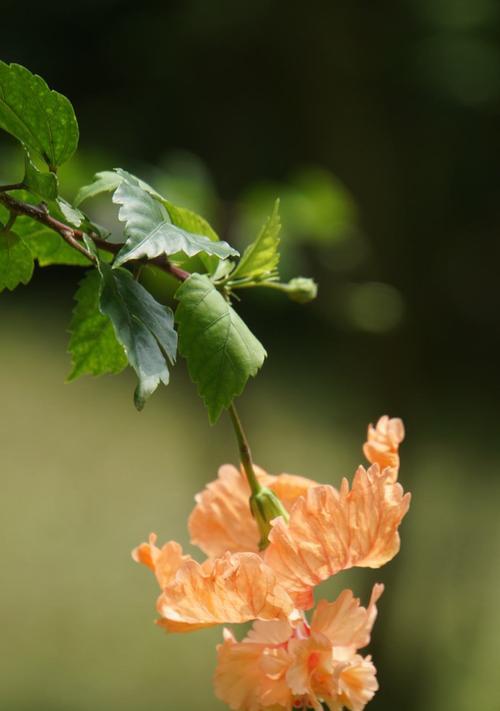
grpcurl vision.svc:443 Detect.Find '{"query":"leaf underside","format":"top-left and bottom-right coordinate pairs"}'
top-left (98, 263), bottom-right (178, 409)
top-left (112, 174), bottom-right (238, 266)
top-left (175, 273), bottom-right (267, 423)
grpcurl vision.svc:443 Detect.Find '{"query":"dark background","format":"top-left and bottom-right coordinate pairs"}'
top-left (1, 2), bottom-right (499, 710)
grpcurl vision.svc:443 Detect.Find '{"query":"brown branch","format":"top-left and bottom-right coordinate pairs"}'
top-left (0, 191), bottom-right (190, 282)
top-left (0, 183), bottom-right (24, 193)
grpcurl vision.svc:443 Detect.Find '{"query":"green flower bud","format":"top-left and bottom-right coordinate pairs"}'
top-left (286, 277), bottom-right (318, 304)
top-left (250, 486), bottom-right (289, 550)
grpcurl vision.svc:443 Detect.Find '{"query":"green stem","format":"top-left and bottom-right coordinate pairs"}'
top-left (228, 403), bottom-right (261, 496)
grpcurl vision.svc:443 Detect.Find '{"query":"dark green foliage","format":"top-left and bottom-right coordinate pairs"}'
top-left (0, 61), bottom-right (79, 169)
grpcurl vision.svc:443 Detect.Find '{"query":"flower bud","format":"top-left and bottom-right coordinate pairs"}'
top-left (250, 486), bottom-right (289, 550)
top-left (285, 277), bottom-right (318, 303)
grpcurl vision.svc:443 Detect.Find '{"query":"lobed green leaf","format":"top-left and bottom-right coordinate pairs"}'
top-left (160, 198), bottom-right (222, 274)
top-left (0, 61), bottom-right (79, 168)
top-left (68, 269), bottom-right (128, 380)
top-left (175, 273), bottom-right (266, 423)
top-left (97, 263), bottom-right (177, 409)
top-left (112, 173), bottom-right (238, 266)
top-left (74, 171), bottom-right (123, 207)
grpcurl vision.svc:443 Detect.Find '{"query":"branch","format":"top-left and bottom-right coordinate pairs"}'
top-left (0, 183), bottom-right (24, 193)
top-left (0, 191), bottom-right (190, 281)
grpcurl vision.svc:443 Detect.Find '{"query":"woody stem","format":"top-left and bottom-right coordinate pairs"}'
top-left (228, 403), bottom-right (261, 496)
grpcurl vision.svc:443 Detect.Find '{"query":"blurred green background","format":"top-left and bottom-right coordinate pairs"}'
top-left (1, 1), bottom-right (499, 710)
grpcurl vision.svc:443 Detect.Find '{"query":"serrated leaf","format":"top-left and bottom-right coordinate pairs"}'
top-left (56, 198), bottom-right (85, 227)
top-left (68, 269), bottom-right (128, 380)
top-left (231, 200), bottom-right (281, 281)
top-left (112, 174), bottom-right (238, 267)
top-left (76, 168), bottom-right (161, 208)
top-left (0, 229), bottom-right (34, 292)
top-left (74, 171), bottom-right (124, 207)
top-left (0, 61), bottom-right (79, 168)
top-left (23, 152), bottom-right (58, 201)
top-left (161, 198), bottom-right (222, 274)
top-left (175, 274), bottom-right (266, 423)
top-left (97, 263), bottom-right (177, 409)
top-left (162, 200), bottom-right (219, 242)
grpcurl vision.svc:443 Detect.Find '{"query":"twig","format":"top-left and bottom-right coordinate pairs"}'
top-left (0, 191), bottom-right (190, 281)
top-left (0, 183), bottom-right (24, 193)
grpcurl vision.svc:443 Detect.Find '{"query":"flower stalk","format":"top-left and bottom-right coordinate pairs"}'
top-left (228, 403), bottom-right (288, 548)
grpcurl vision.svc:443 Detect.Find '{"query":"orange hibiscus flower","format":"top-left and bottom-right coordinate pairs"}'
top-left (133, 415), bottom-right (409, 710)
top-left (215, 585), bottom-right (383, 711)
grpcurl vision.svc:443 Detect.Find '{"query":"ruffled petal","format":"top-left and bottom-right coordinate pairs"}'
top-left (244, 619), bottom-right (294, 645)
top-left (311, 584), bottom-right (383, 652)
top-left (264, 465), bottom-right (410, 607)
top-left (363, 415), bottom-right (404, 480)
top-left (335, 655), bottom-right (378, 711)
top-left (188, 464), bottom-right (317, 558)
top-left (215, 631), bottom-right (292, 711)
top-left (132, 534), bottom-right (192, 589)
top-left (156, 552), bottom-right (295, 632)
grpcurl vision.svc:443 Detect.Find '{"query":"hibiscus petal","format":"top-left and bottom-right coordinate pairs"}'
top-left (336, 655), bottom-right (378, 711)
top-left (132, 534), bottom-right (192, 589)
top-left (215, 633), bottom-right (292, 711)
top-left (264, 466), bottom-right (410, 607)
top-left (244, 618), bottom-right (294, 645)
top-left (363, 415), bottom-right (404, 479)
top-left (311, 584), bottom-right (383, 651)
top-left (188, 464), bottom-right (317, 558)
top-left (156, 552), bottom-right (295, 632)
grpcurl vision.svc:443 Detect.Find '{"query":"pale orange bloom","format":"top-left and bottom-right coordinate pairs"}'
top-left (134, 540), bottom-right (295, 632)
top-left (363, 415), bottom-right (405, 479)
top-left (264, 465), bottom-right (410, 608)
top-left (214, 586), bottom-right (382, 711)
top-left (134, 417), bottom-right (408, 642)
top-left (189, 464), bottom-right (317, 558)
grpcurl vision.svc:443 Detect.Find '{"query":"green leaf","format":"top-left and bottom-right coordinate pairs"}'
top-left (162, 200), bottom-right (219, 243)
top-left (0, 61), bottom-right (79, 168)
top-left (55, 198), bottom-right (85, 227)
top-left (68, 270), bottom-right (128, 380)
top-left (175, 274), bottom-right (266, 423)
top-left (75, 168), bottom-right (161, 208)
top-left (231, 200), bottom-right (281, 281)
top-left (0, 229), bottom-right (34, 292)
top-left (112, 174), bottom-right (238, 267)
top-left (23, 152), bottom-right (58, 201)
top-left (74, 171), bottom-right (123, 207)
top-left (161, 198), bottom-right (222, 274)
top-left (97, 263), bottom-right (177, 409)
